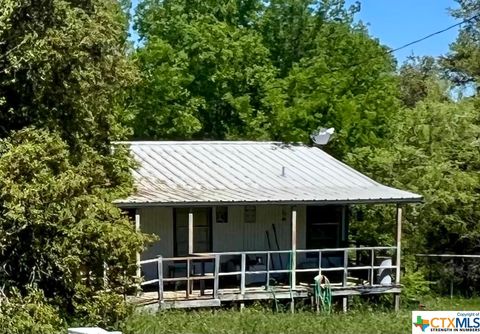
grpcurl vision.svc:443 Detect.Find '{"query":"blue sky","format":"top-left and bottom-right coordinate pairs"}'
top-left (130, 0), bottom-right (460, 64)
top-left (346, 0), bottom-right (459, 63)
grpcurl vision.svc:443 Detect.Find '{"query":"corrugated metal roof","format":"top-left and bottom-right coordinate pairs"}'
top-left (115, 141), bottom-right (422, 206)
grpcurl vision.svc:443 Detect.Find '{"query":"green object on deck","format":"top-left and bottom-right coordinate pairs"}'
top-left (269, 286), bottom-right (279, 312)
top-left (314, 274), bottom-right (332, 314)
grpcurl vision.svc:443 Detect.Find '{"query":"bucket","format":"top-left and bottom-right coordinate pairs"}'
top-left (376, 257), bottom-right (392, 285)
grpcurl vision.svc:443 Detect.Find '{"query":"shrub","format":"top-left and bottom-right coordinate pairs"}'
top-left (70, 289), bottom-right (134, 330)
top-left (0, 288), bottom-right (65, 334)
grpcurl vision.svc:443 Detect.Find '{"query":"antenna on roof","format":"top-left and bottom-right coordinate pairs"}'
top-left (311, 127), bottom-right (335, 146)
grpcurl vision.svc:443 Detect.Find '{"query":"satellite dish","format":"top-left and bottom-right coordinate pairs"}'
top-left (311, 127), bottom-right (335, 145)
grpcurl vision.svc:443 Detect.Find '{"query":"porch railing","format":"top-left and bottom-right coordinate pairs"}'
top-left (139, 246), bottom-right (398, 304)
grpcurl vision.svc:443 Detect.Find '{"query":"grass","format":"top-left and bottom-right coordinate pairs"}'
top-left (121, 296), bottom-right (480, 334)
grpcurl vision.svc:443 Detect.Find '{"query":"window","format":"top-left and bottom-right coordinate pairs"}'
top-left (216, 206), bottom-right (228, 223)
top-left (244, 205), bottom-right (256, 224)
top-left (306, 205), bottom-right (343, 249)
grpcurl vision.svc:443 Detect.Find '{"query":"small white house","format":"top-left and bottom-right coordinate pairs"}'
top-left (115, 141), bottom-right (421, 309)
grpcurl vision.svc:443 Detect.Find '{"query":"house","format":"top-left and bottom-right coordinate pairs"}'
top-left (115, 141), bottom-right (422, 310)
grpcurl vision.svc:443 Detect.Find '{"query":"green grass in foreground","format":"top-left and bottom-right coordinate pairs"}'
top-left (121, 296), bottom-right (480, 334)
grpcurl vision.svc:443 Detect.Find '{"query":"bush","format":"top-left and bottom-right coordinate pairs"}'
top-left (71, 289), bottom-right (134, 330)
top-left (0, 129), bottom-right (148, 327)
top-left (0, 288), bottom-right (65, 334)
top-left (402, 265), bottom-right (431, 301)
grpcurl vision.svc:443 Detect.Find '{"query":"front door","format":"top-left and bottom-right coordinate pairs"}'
top-left (174, 208), bottom-right (212, 256)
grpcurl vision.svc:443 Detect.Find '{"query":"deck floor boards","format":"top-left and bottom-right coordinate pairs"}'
top-left (130, 284), bottom-right (401, 309)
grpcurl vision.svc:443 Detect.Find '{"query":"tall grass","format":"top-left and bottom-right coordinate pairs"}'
top-left (121, 297), bottom-right (480, 334)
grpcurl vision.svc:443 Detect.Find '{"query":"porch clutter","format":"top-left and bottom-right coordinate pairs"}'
top-left (115, 141), bottom-right (422, 311)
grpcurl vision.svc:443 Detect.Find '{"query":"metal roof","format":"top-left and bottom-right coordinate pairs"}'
top-left (115, 141), bottom-right (422, 206)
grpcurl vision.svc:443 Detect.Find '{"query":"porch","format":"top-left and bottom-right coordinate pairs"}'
top-left (130, 203), bottom-right (404, 311)
top-left (134, 246), bottom-right (401, 311)
top-left (116, 141), bottom-right (421, 311)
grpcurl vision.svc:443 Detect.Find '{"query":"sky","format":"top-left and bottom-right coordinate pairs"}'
top-left (345, 0), bottom-right (459, 63)
top-left (130, 0), bottom-right (461, 64)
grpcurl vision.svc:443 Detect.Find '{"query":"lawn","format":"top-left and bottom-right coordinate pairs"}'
top-left (121, 296), bottom-right (480, 334)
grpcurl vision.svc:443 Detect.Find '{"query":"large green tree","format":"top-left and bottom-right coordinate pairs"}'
top-left (259, 0), bottom-right (360, 77)
top-left (0, 0), bottom-right (136, 153)
top-left (132, 0), bottom-right (399, 160)
top-left (0, 0), bottom-right (144, 327)
top-left (261, 12), bottom-right (398, 158)
top-left (347, 76), bottom-right (480, 293)
top-left (132, 0), bottom-right (275, 140)
top-left (398, 56), bottom-right (445, 108)
top-left (0, 129), bottom-right (145, 320)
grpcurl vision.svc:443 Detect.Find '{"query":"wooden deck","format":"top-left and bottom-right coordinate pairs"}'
top-left (134, 247), bottom-right (401, 310)
top-left (131, 284), bottom-right (402, 310)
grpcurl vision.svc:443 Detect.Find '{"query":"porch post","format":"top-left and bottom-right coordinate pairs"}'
top-left (290, 206), bottom-right (297, 313)
top-left (135, 209), bottom-right (141, 280)
top-left (394, 204), bottom-right (403, 311)
top-left (188, 209), bottom-right (194, 255)
top-left (291, 206), bottom-right (297, 290)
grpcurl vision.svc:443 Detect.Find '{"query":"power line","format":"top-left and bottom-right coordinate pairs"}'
top-left (327, 14), bottom-right (480, 73)
top-left (389, 14), bottom-right (480, 54)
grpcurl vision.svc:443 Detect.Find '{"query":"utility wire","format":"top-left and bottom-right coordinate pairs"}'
top-left (388, 14), bottom-right (480, 54)
top-left (326, 14), bottom-right (480, 73)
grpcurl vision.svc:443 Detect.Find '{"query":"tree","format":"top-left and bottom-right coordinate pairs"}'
top-left (398, 56), bottom-right (446, 108)
top-left (132, 0), bottom-right (275, 140)
top-left (263, 20), bottom-right (398, 159)
top-left (441, 0), bottom-right (480, 89)
top-left (0, 129), bottom-right (146, 321)
top-left (132, 0), bottom-right (398, 159)
top-left (347, 77), bottom-right (480, 293)
top-left (0, 0), bottom-right (144, 326)
top-left (0, 0), bottom-right (137, 154)
top-left (259, 0), bottom-right (360, 77)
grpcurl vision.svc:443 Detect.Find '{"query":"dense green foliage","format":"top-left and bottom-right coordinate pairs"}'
top-left (122, 297), bottom-right (480, 334)
top-left (348, 63), bottom-right (480, 293)
top-left (0, 0), bottom-right (145, 329)
top-left (132, 0), bottom-right (277, 140)
top-left (0, 0), bottom-right (136, 151)
top-left (131, 0), bottom-right (398, 159)
top-left (442, 0), bottom-right (480, 87)
top-left (0, 288), bottom-right (65, 334)
top-left (0, 0), bottom-right (479, 330)
top-left (0, 129), bottom-right (145, 319)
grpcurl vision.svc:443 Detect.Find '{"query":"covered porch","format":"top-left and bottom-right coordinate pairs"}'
top-left (115, 141), bottom-right (422, 310)
top-left (131, 202), bottom-right (405, 311)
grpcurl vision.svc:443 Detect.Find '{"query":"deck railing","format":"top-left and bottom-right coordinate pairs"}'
top-left (139, 246), bottom-right (398, 304)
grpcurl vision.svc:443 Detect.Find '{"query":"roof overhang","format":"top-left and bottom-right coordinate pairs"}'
top-left (115, 197), bottom-right (423, 208)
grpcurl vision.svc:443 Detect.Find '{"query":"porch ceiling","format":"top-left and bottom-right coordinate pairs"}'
top-left (114, 141), bottom-right (422, 207)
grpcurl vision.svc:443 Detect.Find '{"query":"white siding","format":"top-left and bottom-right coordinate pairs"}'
top-left (212, 205), bottom-right (306, 252)
top-left (139, 207), bottom-right (173, 280)
top-left (139, 205), bottom-right (306, 256)
top-left (212, 206), bottom-right (243, 251)
top-left (139, 204), bottom-right (307, 277)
